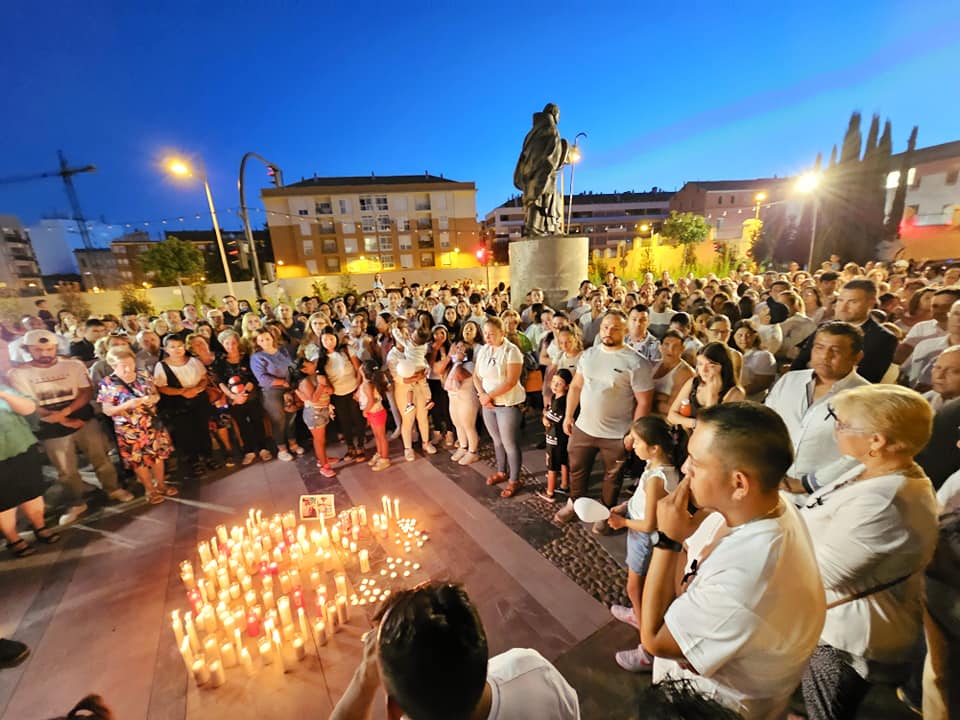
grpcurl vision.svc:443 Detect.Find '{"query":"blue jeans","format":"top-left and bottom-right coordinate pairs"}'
top-left (481, 405), bottom-right (522, 482)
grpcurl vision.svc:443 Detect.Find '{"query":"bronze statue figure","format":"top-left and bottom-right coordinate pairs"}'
top-left (514, 103), bottom-right (570, 237)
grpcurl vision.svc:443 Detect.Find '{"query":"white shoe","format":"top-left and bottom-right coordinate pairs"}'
top-left (610, 604), bottom-right (639, 629)
top-left (242, 452), bottom-right (256, 466)
top-left (59, 503), bottom-right (88, 526)
top-left (259, 449), bottom-right (273, 461)
top-left (108, 488), bottom-right (135, 503)
top-left (615, 646), bottom-right (653, 673)
top-left (450, 448), bottom-right (466, 462)
top-left (458, 451), bottom-right (480, 465)
top-left (371, 458), bottom-right (391, 472)
top-left (277, 450), bottom-right (294, 462)
top-left (367, 453), bottom-right (381, 467)
top-left (422, 442), bottom-right (437, 455)
top-left (404, 449), bottom-right (416, 462)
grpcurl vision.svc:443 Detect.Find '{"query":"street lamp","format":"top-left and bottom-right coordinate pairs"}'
top-left (164, 155), bottom-right (234, 295)
top-left (566, 132), bottom-right (587, 232)
top-left (795, 171), bottom-right (822, 270)
top-left (753, 192), bottom-right (767, 220)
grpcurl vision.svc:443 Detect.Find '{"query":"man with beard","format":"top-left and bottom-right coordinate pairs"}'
top-left (9, 330), bottom-right (132, 525)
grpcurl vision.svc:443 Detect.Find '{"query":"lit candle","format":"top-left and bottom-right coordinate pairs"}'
top-left (277, 596), bottom-right (293, 627)
top-left (180, 564), bottom-right (196, 590)
top-left (203, 606), bottom-right (218, 634)
top-left (259, 637), bottom-right (273, 665)
top-left (359, 549), bottom-right (370, 573)
top-left (221, 641), bottom-right (237, 668)
top-left (208, 659), bottom-right (226, 688)
top-left (240, 647), bottom-right (255, 676)
top-left (198, 541), bottom-right (212, 566)
top-left (244, 589), bottom-right (258, 609)
top-left (314, 619), bottom-right (327, 646)
top-left (179, 636), bottom-right (194, 669)
top-left (382, 495), bottom-right (390, 519)
top-left (185, 613), bottom-right (201, 652)
top-left (203, 637), bottom-right (220, 663)
top-left (349, 541), bottom-right (357, 554)
top-left (262, 534), bottom-right (272, 552)
top-left (223, 614), bottom-right (236, 638)
top-left (282, 623), bottom-right (296, 642)
top-left (334, 573), bottom-right (347, 597)
top-left (358, 505), bottom-right (367, 525)
top-left (331, 524), bottom-right (341, 545)
top-left (192, 658), bottom-right (210, 686)
top-left (229, 583), bottom-right (241, 601)
top-left (336, 595), bottom-right (349, 625)
top-left (279, 572), bottom-right (292, 594)
top-left (262, 575), bottom-right (273, 594)
top-left (216, 524), bottom-right (228, 545)
top-left (274, 630), bottom-right (292, 673)
top-left (393, 498), bottom-right (400, 519)
top-left (292, 634), bottom-right (306, 660)
top-left (240, 574), bottom-right (253, 593)
top-left (292, 586), bottom-right (304, 609)
top-left (297, 607), bottom-right (309, 641)
top-left (326, 602), bottom-right (339, 632)
top-left (262, 590), bottom-right (275, 610)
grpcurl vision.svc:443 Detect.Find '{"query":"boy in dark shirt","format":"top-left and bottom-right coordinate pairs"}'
top-left (538, 369), bottom-right (572, 502)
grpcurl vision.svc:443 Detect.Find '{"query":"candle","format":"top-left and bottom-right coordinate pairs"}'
top-left (279, 572), bottom-right (292, 594)
top-left (179, 636), bottom-right (194, 669)
top-left (358, 505), bottom-right (367, 525)
top-left (359, 549), bottom-right (370, 574)
top-left (216, 524), bottom-right (228, 545)
top-left (229, 583), bottom-right (241, 601)
top-left (382, 495), bottom-right (390, 519)
top-left (262, 590), bottom-right (275, 610)
top-left (297, 607), bottom-right (310, 641)
top-left (262, 574), bottom-right (273, 594)
top-left (171, 610), bottom-right (185, 645)
top-left (319, 530), bottom-right (330, 549)
top-left (341, 536), bottom-right (349, 550)
top-left (372, 515), bottom-right (380, 534)
top-left (314, 619), bottom-right (327, 646)
top-left (223, 614), bottom-right (236, 639)
top-left (259, 638), bottom-right (273, 665)
top-left (334, 573), bottom-right (347, 597)
top-left (203, 637), bottom-right (221, 663)
top-left (208, 659), bottom-right (226, 688)
top-left (349, 541), bottom-right (357, 555)
top-left (292, 586), bottom-right (304, 609)
top-left (240, 647), bottom-right (255, 676)
top-left (290, 568), bottom-right (301, 587)
top-left (221, 641), bottom-right (237, 668)
top-left (192, 658), bottom-right (210, 686)
top-left (185, 613), bottom-right (201, 651)
top-left (315, 592), bottom-right (327, 617)
top-left (326, 602), bottom-right (339, 632)
top-left (269, 562), bottom-right (279, 577)
top-left (336, 595), bottom-right (349, 625)
top-left (278, 596), bottom-right (293, 627)
top-left (180, 566), bottom-right (196, 591)
top-left (198, 541), bottom-right (212, 566)
top-left (331, 524), bottom-right (340, 545)
top-left (244, 590), bottom-right (258, 609)
top-left (262, 534), bottom-right (272, 552)
top-left (323, 551), bottom-right (333, 572)
top-left (241, 574), bottom-right (253, 592)
top-left (282, 623), bottom-right (296, 642)
top-left (202, 606), bottom-right (218, 634)
top-left (393, 498), bottom-right (400, 519)
top-left (292, 634), bottom-right (306, 660)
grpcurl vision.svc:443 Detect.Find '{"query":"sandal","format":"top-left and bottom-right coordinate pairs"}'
top-left (159, 485), bottom-right (179, 497)
top-left (32, 525), bottom-right (61, 544)
top-left (535, 489), bottom-right (557, 502)
top-left (6, 539), bottom-right (36, 558)
top-left (500, 481), bottom-right (524, 498)
top-left (485, 472), bottom-right (508, 486)
top-left (147, 492), bottom-right (166, 505)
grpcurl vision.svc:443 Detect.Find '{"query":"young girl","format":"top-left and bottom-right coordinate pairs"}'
top-left (392, 314), bottom-right (435, 413)
top-left (606, 416), bottom-right (679, 673)
top-left (536, 369), bottom-right (571, 502)
top-left (291, 357), bottom-right (337, 478)
top-left (358, 359), bottom-right (391, 471)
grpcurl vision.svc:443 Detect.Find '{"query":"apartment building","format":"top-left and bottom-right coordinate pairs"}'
top-left (669, 178), bottom-right (797, 242)
top-left (260, 174), bottom-right (482, 277)
top-left (0, 215), bottom-right (43, 295)
top-left (886, 140), bottom-right (960, 228)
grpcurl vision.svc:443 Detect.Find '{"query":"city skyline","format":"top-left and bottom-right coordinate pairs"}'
top-left (2, 1), bottom-right (959, 232)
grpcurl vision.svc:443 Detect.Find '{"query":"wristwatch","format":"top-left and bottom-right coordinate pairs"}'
top-left (650, 531), bottom-right (683, 552)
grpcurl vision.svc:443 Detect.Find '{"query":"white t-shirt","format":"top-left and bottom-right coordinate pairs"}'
top-left (648, 308), bottom-right (676, 339)
top-left (154, 357), bottom-right (207, 389)
top-left (486, 648), bottom-right (580, 720)
top-left (654, 503), bottom-right (825, 720)
top-left (627, 465), bottom-right (679, 522)
top-left (325, 349), bottom-right (359, 396)
top-left (474, 341), bottom-right (526, 406)
top-left (574, 345), bottom-right (653, 439)
top-left (904, 318), bottom-right (945, 347)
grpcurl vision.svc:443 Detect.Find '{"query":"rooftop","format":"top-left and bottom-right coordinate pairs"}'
top-left (890, 139), bottom-right (960, 166)
top-left (281, 173), bottom-right (471, 189)
top-left (493, 190), bottom-right (675, 210)
top-left (681, 177), bottom-right (791, 192)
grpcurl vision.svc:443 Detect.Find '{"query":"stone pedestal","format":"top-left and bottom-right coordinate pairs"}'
top-left (509, 235), bottom-right (589, 311)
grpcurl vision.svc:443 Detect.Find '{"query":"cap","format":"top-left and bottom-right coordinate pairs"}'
top-left (23, 329), bottom-right (58, 346)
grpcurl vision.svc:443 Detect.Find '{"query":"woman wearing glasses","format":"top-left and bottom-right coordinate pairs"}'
top-left (799, 385), bottom-right (939, 720)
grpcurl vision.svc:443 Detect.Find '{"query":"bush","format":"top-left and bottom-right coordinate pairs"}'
top-left (119, 285), bottom-right (155, 316)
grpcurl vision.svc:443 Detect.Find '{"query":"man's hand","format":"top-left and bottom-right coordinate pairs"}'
top-left (562, 417), bottom-right (574, 436)
top-left (40, 410), bottom-right (66, 424)
top-left (656, 477), bottom-right (700, 543)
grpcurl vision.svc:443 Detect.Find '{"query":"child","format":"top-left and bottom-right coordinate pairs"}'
top-left (537, 369), bottom-right (572, 502)
top-left (391, 315), bottom-right (435, 414)
top-left (291, 357), bottom-right (337, 478)
top-left (358, 359), bottom-right (391, 471)
top-left (606, 416), bottom-right (679, 673)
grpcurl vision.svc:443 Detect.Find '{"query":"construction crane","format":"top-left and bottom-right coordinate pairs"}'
top-left (0, 150), bottom-right (97, 248)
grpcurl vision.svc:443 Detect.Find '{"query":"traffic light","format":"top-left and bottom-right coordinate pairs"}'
top-left (475, 247), bottom-right (487, 263)
top-left (267, 164), bottom-right (283, 188)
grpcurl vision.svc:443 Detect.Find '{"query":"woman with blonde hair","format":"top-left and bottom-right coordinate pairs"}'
top-left (799, 384), bottom-right (940, 720)
top-left (239, 312), bottom-right (264, 354)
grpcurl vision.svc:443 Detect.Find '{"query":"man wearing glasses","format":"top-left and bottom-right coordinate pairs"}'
top-left (765, 322), bottom-right (869, 496)
top-left (330, 582), bottom-right (579, 719)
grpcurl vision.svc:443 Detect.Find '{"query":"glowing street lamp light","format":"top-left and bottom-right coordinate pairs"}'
top-left (795, 171), bottom-right (823, 270)
top-left (164, 155), bottom-right (234, 295)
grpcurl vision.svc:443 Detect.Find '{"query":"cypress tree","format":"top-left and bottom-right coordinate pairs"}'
top-left (885, 126), bottom-right (918, 240)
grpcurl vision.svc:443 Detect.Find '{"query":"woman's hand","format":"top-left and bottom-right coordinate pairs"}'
top-left (607, 512), bottom-right (627, 530)
top-left (478, 391), bottom-right (495, 409)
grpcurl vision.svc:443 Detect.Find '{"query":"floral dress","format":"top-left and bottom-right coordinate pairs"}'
top-left (97, 371), bottom-right (173, 468)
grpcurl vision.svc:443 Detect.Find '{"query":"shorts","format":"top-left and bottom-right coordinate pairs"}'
top-left (545, 436), bottom-right (568, 472)
top-left (366, 408), bottom-right (388, 428)
top-left (625, 529), bottom-right (653, 576)
top-left (303, 405), bottom-right (332, 430)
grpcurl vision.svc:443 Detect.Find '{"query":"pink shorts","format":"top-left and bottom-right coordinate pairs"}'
top-left (366, 408), bottom-right (388, 428)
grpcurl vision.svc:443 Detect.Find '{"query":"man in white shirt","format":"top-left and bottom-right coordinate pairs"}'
top-left (641, 403), bottom-right (825, 720)
top-left (765, 322), bottom-right (869, 495)
top-left (905, 299), bottom-right (960, 390)
top-left (648, 287), bottom-right (676, 339)
top-left (555, 310), bottom-right (654, 532)
top-left (330, 582), bottom-right (579, 720)
top-left (895, 286), bottom-right (960, 363)
top-left (923, 345), bottom-right (960, 411)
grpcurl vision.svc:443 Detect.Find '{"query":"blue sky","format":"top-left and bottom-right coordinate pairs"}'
top-left (2, 0), bottom-right (958, 233)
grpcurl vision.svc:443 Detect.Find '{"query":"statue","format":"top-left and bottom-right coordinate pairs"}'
top-left (513, 103), bottom-right (571, 237)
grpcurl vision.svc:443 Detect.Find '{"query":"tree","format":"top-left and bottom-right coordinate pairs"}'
top-left (662, 211), bottom-right (711, 271)
top-left (119, 285), bottom-right (155, 316)
top-left (885, 126), bottom-right (918, 240)
top-left (138, 236), bottom-right (205, 288)
top-left (53, 281), bottom-right (91, 320)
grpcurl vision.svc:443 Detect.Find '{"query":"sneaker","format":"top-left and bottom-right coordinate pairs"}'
top-left (277, 450), bottom-right (294, 462)
top-left (422, 442), bottom-right (437, 455)
top-left (610, 604), bottom-right (639, 629)
top-left (371, 458), bottom-right (391, 472)
top-left (553, 499), bottom-right (575, 525)
top-left (615, 646), bottom-right (653, 673)
top-left (404, 449), bottom-right (416, 462)
top-left (0, 638), bottom-right (30, 668)
top-left (444, 431), bottom-right (455, 448)
top-left (205, 458), bottom-right (223, 471)
top-left (458, 451), bottom-right (480, 466)
top-left (289, 445), bottom-right (305, 456)
top-left (259, 449), bottom-right (273, 462)
top-left (367, 453), bottom-right (381, 467)
top-left (224, 456), bottom-right (237, 468)
top-left (404, 404), bottom-right (415, 415)
top-left (318, 464), bottom-right (337, 478)
top-left (108, 488), bottom-right (135, 503)
top-left (59, 503), bottom-right (88, 526)
top-left (242, 452), bottom-right (256, 466)
top-left (450, 448), bottom-right (466, 462)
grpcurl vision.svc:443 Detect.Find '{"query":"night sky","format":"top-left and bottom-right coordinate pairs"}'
top-left (2, 1), bottom-right (958, 233)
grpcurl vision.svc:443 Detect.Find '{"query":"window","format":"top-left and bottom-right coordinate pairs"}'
top-left (907, 168), bottom-right (917, 187)
top-left (298, 209), bottom-right (309, 216)
top-left (303, 240), bottom-right (314, 257)
top-left (417, 217), bottom-right (432, 230)
top-left (318, 220), bottom-right (335, 234)
top-left (886, 171), bottom-right (900, 189)
top-left (439, 231), bottom-right (450, 248)
top-left (342, 221), bottom-right (356, 234)
top-left (420, 252), bottom-right (435, 267)
top-left (306, 259), bottom-right (319, 274)
top-left (344, 238), bottom-right (359, 254)
top-left (363, 235), bottom-right (378, 253)
top-left (322, 238), bottom-right (337, 254)
top-left (359, 196), bottom-right (374, 212)
top-left (396, 217), bottom-right (410, 231)
top-left (730, 196), bottom-right (735, 204)
top-left (418, 232), bottom-right (434, 249)
top-left (299, 222), bottom-right (310, 236)
top-left (414, 194), bottom-right (431, 211)
top-left (338, 199), bottom-right (351, 215)
top-left (315, 200), bottom-right (333, 215)
top-left (433, 194), bottom-right (447, 211)
top-left (499, 214), bottom-right (511, 221)
top-left (946, 169), bottom-right (958, 186)
top-left (325, 256), bottom-right (341, 272)
top-left (381, 254), bottom-right (396, 270)
top-left (361, 216), bottom-right (376, 232)
top-left (400, 253), bottom-right (414, 269)
top-left (398, 234), bottom-right (412, 250)
top-left (375, 195), bottom-right (389, 211)
top-left (912, 173), bottom-right (922, 189)
top-left (393, 196), bottom-right (408, 212)
top-left (438, 216), bottom-right (449, 230)
top-left (377, 214), bottom-right (391, 232)
top-left (717, 196), bottom-right (723, 205)
top-left (379, 236), bottom-right (392, 251)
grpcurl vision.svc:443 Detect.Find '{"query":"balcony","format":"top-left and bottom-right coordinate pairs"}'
top-left (414, 201), bottom-right (431, 212)
top-left (416, 217), bottom-right (433, 230)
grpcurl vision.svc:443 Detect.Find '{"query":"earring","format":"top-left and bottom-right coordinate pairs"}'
top-left (868, 449), bottom-right (879, 458)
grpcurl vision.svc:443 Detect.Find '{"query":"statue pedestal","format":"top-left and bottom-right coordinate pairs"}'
top-left (509, 235), bottom-right (589, 311)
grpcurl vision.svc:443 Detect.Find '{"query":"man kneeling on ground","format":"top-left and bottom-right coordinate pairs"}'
top-left (330, 581), bottom-right (580, 720)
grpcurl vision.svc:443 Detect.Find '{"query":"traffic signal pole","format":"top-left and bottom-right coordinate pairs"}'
top-left (239, 152), bottom-right (283, 299)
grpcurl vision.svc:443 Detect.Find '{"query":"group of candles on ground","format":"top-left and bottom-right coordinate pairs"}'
top-left (172, 496), bottom-right (429, 688)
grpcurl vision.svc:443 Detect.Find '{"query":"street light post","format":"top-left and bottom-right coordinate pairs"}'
top-left (166, 157), bottom-right (234, 296)
top-left (566, 132), bottom-right (587, 232)
top-left (239, 152), bottom-right (283, 300)
top-left (795, 171), bottom-right (822, 271)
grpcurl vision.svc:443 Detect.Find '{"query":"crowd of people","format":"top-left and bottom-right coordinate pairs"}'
top-left (2, 258), bottom-right (959, 719)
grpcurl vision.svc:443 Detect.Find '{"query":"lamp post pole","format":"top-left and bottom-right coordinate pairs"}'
top-left (807, 198), bottom-right (820, 271)
top-left (566, 132), bottom-right (587, 232)
top-left (201, 172), bottom-right (233, 296)
top-left (239, 152), bottom-right (283, 300)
